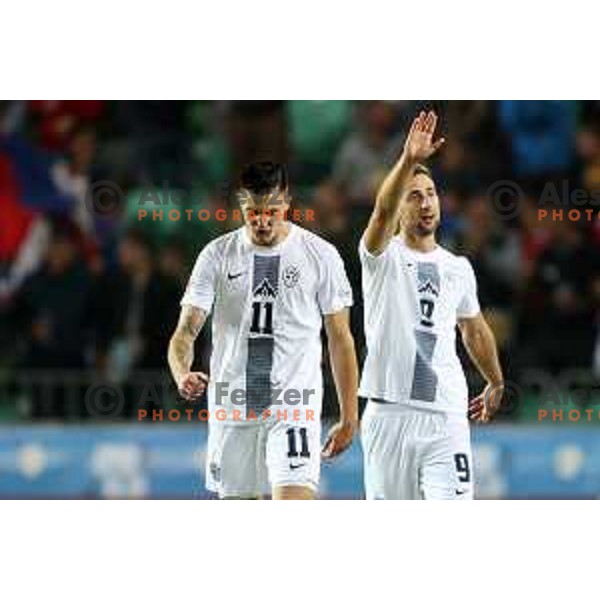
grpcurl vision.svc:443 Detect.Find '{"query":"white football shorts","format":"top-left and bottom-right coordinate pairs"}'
top-left (206, 416), bottom-right (321, 498)
top-left (361, 400), bottom-right (473, 500)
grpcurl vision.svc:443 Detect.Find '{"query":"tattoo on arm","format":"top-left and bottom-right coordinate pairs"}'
top-left (168, 306), bottom-right (206, 384)
top-left (182, 312), bottom-right (202, 338)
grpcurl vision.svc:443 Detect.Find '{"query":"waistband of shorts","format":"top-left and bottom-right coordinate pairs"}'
top-left (364, 397), bottom-right (465, 420)
top-left (365, 398), bottom-right (432, 415)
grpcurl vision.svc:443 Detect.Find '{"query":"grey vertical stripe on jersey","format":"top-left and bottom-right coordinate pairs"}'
top-left (410, 329), bottom-right (438, 402)
top-left (410, 262), bottom-right (440, 402)
top-left (246, 337), bottom-right (274, 414)
top-left (416, 262), bottom-right (440, 296)
top-left (253, 255), bottom-right (280, 296)
top-left (246, 255), bottom-right (280, 415)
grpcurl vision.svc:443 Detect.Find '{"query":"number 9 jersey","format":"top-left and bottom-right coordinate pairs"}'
top-left (359, 235), bottom-right (480, 499)
top-left (358, 236), bottom-right (480, 416)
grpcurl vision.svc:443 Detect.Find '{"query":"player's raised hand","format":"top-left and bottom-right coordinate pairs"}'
top-left (468, 383), bottom-right (504, 423)
top-left (321, 419), bottom-right (357, 459)
top-left (177, 371), bottom-right (209, 401)
top-left (403, 110), bottom-right (445, 162)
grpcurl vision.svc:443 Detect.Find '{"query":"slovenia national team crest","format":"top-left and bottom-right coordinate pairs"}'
top-left (282, 264), bottom-right (301, 288)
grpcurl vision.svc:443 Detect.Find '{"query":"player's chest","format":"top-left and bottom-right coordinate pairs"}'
top-left (399, 260), bottom-right (463, 328)
top-left (218, 251), bottom-right (319, 309)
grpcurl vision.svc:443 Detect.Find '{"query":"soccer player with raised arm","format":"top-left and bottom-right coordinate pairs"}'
top-left (360, 111), bottom-right (504, 500)
top-left (169, 162), bottom-right (358, 499)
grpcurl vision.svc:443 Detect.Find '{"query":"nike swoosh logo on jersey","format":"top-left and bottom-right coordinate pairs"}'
top-left (455, 489), bottom-right (467, 496)
top-left (227, 271), bottom-right (246, 280)
top-left (289, 463), bottom-right (306, 470)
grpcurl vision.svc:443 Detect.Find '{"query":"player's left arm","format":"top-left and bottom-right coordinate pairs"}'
top-left (322, 308), bottom-right (359, 457)
top-left (458, 313), bottom-right (504, 422)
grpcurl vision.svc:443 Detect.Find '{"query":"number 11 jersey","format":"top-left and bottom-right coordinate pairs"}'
top-left (181, 223), bottom-right (353, 421)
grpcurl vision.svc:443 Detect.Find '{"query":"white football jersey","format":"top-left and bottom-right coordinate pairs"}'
top-left (181, 224), bottom-right (353, 422)
top-left (359, 236), bottom-right (480, 416)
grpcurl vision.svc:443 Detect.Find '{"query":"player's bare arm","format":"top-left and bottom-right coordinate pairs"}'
top-left (458, 313), bottom-right (504, 423)
top-left (321, 309), bottom-right (359, 458)
top-left (168, 304), bottom-right (209, 401)
top-left (363, 110), bottom-right (445, 255)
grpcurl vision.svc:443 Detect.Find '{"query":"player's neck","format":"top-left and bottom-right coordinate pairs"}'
top-left (401, 231), bottom-right (437, 253)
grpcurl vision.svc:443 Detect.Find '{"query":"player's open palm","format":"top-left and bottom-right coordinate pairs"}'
top-left (468, 383), bottom-right (503, 423)
top-left (404, 110), bottom-right (445, 162)
top-left (178, 371), bottom-right (209, 401)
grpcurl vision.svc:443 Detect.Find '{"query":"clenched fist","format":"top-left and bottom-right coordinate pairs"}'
top-left (178, 372), bottom-right (209, 401)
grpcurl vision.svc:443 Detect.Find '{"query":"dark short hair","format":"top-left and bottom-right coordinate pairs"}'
top-left (239, 161), bottom-right (288, 196)
top-left (412, 163), bottom-right (432, 178)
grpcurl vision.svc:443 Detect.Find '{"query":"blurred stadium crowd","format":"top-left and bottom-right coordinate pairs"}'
top-left (1, 100), bottom-right (599, 422)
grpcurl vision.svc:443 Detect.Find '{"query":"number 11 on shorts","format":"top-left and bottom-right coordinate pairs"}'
top-left (286, 427), bottom-right (310, 458)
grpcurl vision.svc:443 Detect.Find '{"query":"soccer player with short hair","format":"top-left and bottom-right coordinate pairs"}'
top-left (360, 111), bottom-right (504, 499)
top-left (168, 162), bottom-right (358, 499)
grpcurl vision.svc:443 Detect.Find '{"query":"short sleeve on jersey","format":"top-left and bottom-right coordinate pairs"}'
top-left (317, 245), bottom-right (353, 315)
top-left (456, 257), bottom-right (481, 319)
top-left (181, 241), bottom-right (219, 313)
top-left (359, 236), bottom-right (393, 269)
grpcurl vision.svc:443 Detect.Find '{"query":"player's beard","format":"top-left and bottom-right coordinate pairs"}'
top-left (250, 222), bottom-right (285, 246)
top-left (249, 219), bottom-right (291, 246)
top-left (413, 216), bottom-right (440, 237)
top-left (251, 229), bottom-right (275, 246)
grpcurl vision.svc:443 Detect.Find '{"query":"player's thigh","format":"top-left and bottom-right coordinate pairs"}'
top-left (206, 422), bottom-right (267, 498)
top-left (447, 417), bottom-right (474, 499)
top-left (361, 409), bottom-right (420, 500)
top-left (272, 485), bottom-right (316, 500)
top-left (419, 417), bottom-right (471, 500)
top-left (419, 450), bottom-right (457, 500)
top-left (266, 419), bottom-right (320, 497)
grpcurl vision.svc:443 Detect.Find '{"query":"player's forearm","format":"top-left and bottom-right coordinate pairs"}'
top-left (462, 320), bottom-right (503, 386)
top-left (168, 306), bottom-right (206, 385)
top-left (328, 332), bottom-right (359, 423)
top-left (364, 151), bottom-right (417, 253)
top-left (377, 151), bottom-right (418, 218)
top-left (168, 334), bottom-right (194, 385)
